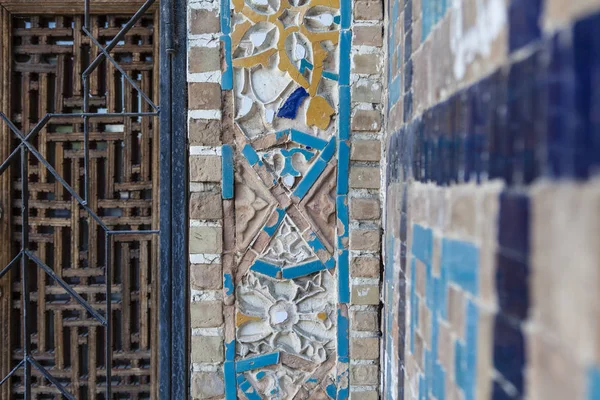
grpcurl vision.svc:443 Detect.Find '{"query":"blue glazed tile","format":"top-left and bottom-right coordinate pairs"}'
top-left (337, 309), bottom-right (349, 363)
top-left (412, 224), bottom-right (433, 265)
top-left (442, 238), bottom-right (479, 295)
top-left (221, 36), bottom-right (233, 91)
top-left (326, 383), bottom-right (337, 399)
top-left (508, 0), bottom-right (541, 52)
top-left (282, 259), bottom-right (330, 279)
top-left (493, 314), bottom-right (525, 395)
top-left (338, 86), bottom-right (351, 140)
top-left (224, 361), bottom-right (236, 400)
top-left (220, 0), bottom-right (231, 35)
top-left (263, 208), bottom-right (286, 236)
top-left (338, 249), bottom-right (349, 303)
top-left (236, 352), bottom-right (280, 372)
top-left (293, 157), bottom-right (327, 199)
top-left (339, 30), bottom-right (352, 85)
top-left (277, 87), bottom-right (309, 119)
top-left (495, 252), bottom-right (529, 321)
top-left (225, 340), bottom-right (235, 361)
top-left (336, 141), bottom-right (350, 194)
top-left (336, 195), bottom-right (349, 248)
top-left (340, 0), bottom-right (351, 29)
top-left (242, 144), bottom-right (262, 166)
top-left (251, 260), bottom-right (281, 278)
top-left (404, 58), bottom-right (413, 94)
top-left (587, 366), bottom-right (600, 400)
top-left (224, 273), bottom-right (234, 295)
top-left (322, 71), bottom-right (339, 81)
top-left (290, 129), bottom-right (328, 150)
top-left (222, 144), bottom-right (234, 199)
top-left (498, 191), bottom-right (530, 258)
top-left (320, 137), bottom-right (336, 161)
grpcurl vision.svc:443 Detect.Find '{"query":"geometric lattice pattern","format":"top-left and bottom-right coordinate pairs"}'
top-left (0, 6), bottom-right (159, 399)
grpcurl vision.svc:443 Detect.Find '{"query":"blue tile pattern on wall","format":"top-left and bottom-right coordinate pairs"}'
top-left (386, 11), bottom-right (600, 186)
top-left (409, 224), bottom-right (480, 400)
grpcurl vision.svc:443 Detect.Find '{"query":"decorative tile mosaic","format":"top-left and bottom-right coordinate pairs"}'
top-left (219, 0), bottom-right (352, 395)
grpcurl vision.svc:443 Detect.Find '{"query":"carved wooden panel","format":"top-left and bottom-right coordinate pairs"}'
top-left (0, 10), bottom-right (160, 399)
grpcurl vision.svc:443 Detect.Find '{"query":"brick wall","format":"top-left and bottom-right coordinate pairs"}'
top-left (383, 0), bottom-right (600, 399)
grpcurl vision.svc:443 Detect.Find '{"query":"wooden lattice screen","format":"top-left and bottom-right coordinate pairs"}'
top-left (0, 5), bottom-right (160, 399)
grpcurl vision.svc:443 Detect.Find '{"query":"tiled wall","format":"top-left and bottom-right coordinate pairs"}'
top-left (187, 0), bottom-right (386, 397)
top-left (383, 0), bottom-right (600, 399)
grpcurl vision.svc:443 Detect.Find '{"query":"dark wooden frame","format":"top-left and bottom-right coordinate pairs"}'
top-left (0, 0), bottom-right (189, 397)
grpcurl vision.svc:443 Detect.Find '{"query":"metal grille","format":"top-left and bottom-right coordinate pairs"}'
top-left (0, 1), bottom-right (161, 398)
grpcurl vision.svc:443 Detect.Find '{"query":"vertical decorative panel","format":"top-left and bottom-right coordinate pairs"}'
top-left (222, 0), bottom-right (351, 395)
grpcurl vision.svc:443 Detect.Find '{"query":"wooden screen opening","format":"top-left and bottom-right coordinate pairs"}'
top-left (0, 3), bottom-right (161, 399)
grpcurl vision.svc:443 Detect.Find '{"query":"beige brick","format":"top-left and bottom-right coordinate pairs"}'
top-left (350, 167), bottom-right (380, 189)
top-left (351, 141), bottom-right (381, 162)
top-left (190, 155), bottom-right (222, 182)
top-left (448, 285), bottom-right (465, 338)
top-left (190, 226), bottom-right (222, 253)
top-left (351, 256), bottom-right (380, 278)
top-left (190, 264), bottom-right (222, 290)
top-left (351, 284), bottom-right (380, 305)
top-left (354, 0), bottom-right (383, 20)
top-left (190, 8), bottom-right (220, 34)
top-left (351, 110), bottom-right (382, 132)
top-left (351, 310), bottom-right (379, 331)
top-left (189, 118), bottom-right (221, 146)
top-left (191, 301), bottom-right (224, 328)
top-left (189, 46), bottom-right (221, 73)
top-left (353, 53), bottom-right (382, 74)
top-left (350, 337), bottom-right (380, 360)
top-left (350, 229), bottom-right (380, 251)
top-left (190, 191), bottom-right (223, 219)
top-left (352, 80), bottom-right (382, 103)
top-left (350, 364), bottom-right (379, 385)
top-left (354, 25), bottom-right (383, 47)
top-left (189, 82), bottom-right (221, 110)
top-left (350, 391), bottom-right (378, 400)
top-left (191, 336), bottom-right (223, 363)
top-left (191, 371), bottom-right (225, 399)
top-left (415, 259), bottom-right (426, 297)
top-left (350, 198), bottom-right (381, 220)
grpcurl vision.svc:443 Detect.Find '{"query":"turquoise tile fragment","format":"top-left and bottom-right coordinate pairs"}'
top-left (337, 310), bottom-right (349, 363)
top-left (339, 31), bottom-right (351, 85)
top-left (320, 137), bottom-right (336, 161)
top-left (336, 141), bottom-right (350, 194)
top-left (338, 86), bottom-right (350, 140)
top-left (236, 352), bottom-right (280, 372)
top-left (242, 144), bottom-right (262, 166)
top-left (588, 366), bottom-right (600, 400)
top-left (293, 157), bottom-right (327, 199)
top-left (263, 208), bottom-right (285, 236)
top-left (223, 273), bottom-right (234, 296)
top-left (224, 361), bottom-right (236, 400)
top-left (222, 144), bottom-right (234, 199)
top-left (290, 129), bottom-right (328, 149)
top-left (221, 35), bottom-right (233, 90)
top-left (251, 260), bottom-right (281, 278)
top-left (282, 259), bottom-right (329, 279)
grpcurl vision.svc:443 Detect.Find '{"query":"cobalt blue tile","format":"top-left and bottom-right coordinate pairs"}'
top-left (498, 191), bottom-right (530, 258)
top-left (277, 87), bottom-right (309, 119)
top-left (404, 91), bottom-right (413, 123)
top-left (508, 0), bottom-right (541, 53)
top-left (491, 381), bottom-right (514, 400)
top-left (404, 27), bottom-right (413, 64)
top-left (495, 252), bottom-right (529, 321)
top-left (405, 59), bottom-right (413, 93)
top-left (493, 314), bottom-right (525, 394)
